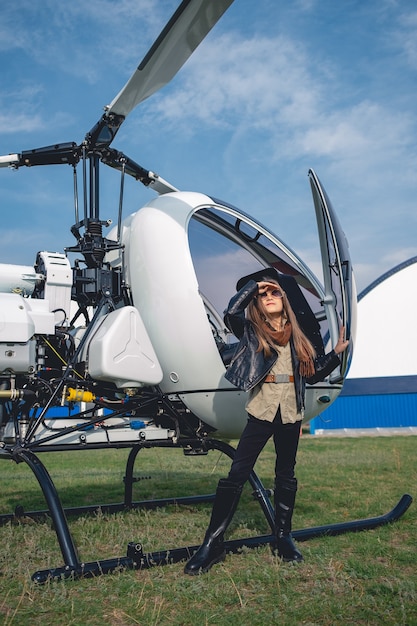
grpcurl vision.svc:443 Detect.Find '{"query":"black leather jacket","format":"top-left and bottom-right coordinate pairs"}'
top-left (223, 280), bottom-right (341, 414)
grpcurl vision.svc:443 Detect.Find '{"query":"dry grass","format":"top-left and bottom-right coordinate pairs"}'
top-left (0, 435), bottom-right (415, 625)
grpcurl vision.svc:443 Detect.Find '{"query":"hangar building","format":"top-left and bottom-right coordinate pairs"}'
top-left (310, 256), bottom-right (417, 435)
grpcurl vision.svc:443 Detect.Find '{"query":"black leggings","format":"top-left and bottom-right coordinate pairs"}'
top-left (227, 411), bottom-right (302, 487)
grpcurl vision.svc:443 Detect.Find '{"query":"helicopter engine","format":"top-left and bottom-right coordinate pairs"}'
top-left (0, 251), bottom-right (169, 446)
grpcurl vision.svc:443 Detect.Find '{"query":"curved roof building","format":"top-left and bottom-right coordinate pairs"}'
top-left (349, 256), bottom-right (417, 379)
top-left (310, 257), bottom-right (417, 435)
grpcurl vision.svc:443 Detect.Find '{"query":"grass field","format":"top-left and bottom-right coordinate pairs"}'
top-left (0, 435), bottom-right (415, 625)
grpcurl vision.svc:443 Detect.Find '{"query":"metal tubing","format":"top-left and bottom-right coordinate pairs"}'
top-left (32, 557), bottom-right (135, 584)
top-left (292, 493), bottom-right (413, 541)
top-left (24, 295), bottom-right (113, 444)
top-left (247, 470), bottom-right (274, 531)
top-left (124, 445), bottom-right (142, 507)
top-left (0, 493), bottom-right (217, 526)
top-left (17, 449), bottom-right (80, 569)
top-left (31, 494), bottom-right (412, 583)
top-left (126, 493), bottom-right (413, 565)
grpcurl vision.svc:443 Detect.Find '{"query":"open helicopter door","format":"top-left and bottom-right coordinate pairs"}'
top-left (309, 169), bottom-right (356, 381)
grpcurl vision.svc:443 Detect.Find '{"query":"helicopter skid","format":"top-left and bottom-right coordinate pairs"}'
top-left (0, 439), bottom-right (411, 584)
top-left (30, 493), bottom-right (412, 583)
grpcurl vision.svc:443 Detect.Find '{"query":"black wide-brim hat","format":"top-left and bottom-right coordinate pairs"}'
top-left (235, 267), bottom-right (325, 355)
top-left (236, 267), bottom-right (280, 291)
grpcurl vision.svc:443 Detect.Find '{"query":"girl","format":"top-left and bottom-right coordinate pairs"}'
top-left (184, 268), bottom-right (349, 575)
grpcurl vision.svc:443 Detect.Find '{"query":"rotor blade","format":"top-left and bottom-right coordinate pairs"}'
top-left (0, 154), bottom-right (20, 168)
top-left (106, 0), bottom-right (234, 118)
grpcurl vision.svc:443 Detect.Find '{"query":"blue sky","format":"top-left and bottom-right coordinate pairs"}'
top-left (1, 0), bottom-right (416, 293)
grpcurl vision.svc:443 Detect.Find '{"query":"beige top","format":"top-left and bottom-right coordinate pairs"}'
top-left (245, 342), bottom-right (301, 424)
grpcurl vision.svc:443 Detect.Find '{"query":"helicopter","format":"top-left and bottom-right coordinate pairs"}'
top-left (0, 0), bottom-right (411, 582)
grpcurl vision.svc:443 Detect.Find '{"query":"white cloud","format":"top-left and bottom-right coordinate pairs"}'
top-left (150, 33), bottom-right (320, 130)
top-left (0, 113), bottom-right (44, 134)
top-left (297, 101), bottom-right (415, 167)
top-left (0, 0), bottom-right (171, 84)
top-left (147, 29), bottom-right (417, 188)
top-left (396, 10), bottom-right (417, 69)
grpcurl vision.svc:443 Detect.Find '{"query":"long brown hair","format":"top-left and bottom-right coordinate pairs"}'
top-left (247, 280), bottom-right (317, 363)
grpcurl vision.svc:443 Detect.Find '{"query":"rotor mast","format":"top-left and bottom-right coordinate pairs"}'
top-left (0, 0), bottom-right (236, 296)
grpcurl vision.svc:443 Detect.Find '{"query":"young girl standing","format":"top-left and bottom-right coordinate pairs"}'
top-left (184, 268), bottom-right (348, 575)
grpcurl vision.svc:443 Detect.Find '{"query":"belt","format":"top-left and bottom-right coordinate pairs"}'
top-left (264, 374), bottom-right (294, 383)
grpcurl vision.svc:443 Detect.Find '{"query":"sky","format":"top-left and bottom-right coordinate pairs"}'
top-left (0, 0), bottom-right (416, 294)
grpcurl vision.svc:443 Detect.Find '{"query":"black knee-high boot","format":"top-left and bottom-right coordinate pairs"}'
top-left (184, 478), bottom-right (243, 575)
top-left (271, 478), bottom-right (303, 562)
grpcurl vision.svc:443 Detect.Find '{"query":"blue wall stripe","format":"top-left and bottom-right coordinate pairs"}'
top-left (310, 392), bottom-right (417, 432)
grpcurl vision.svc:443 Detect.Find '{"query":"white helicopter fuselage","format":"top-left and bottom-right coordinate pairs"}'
top-left (105, 187), bottom-right (352, 438)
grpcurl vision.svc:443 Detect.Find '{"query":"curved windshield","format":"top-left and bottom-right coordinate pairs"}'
top-left (188, 204), bottom-right (328, 353)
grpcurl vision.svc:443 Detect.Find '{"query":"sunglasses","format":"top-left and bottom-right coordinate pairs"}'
top-left (258, 289), bottom-right (283, 299)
